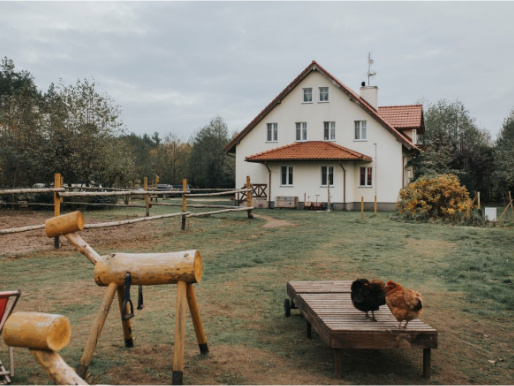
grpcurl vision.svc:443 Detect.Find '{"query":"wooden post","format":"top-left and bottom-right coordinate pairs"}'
top-left (181, 179), bottom-right (187, 231)
top-left (116, 286), bottom-right (134, 348)
top-left (186, 283), bottom-right (208, 354)
top-left (3, 312), bottom-right (71, 351)
top-left (31, 350), bottom-right (88, 385)
top-left (144, 177), bottom-right (150, 217)
top-left (246, 176), bottom-right (253, 219)
top-left (172, 281), bottom-right (187, 385)
top-left (361, 196), bottom-right (364, 219)
top-left (77, 282), bottom-right (118, 378)
top-left (423, 348), bottom-right (431, 378)
top-left (334, 349), bottom-right (343, 379)
top-left (53, 173), bottom-right (61, 249)
top-left (374, 195), bottom-right (377, 214)
top-left (498, 191), bottom-right (514, 222)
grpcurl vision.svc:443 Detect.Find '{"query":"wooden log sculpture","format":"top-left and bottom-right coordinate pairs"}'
top-left (2, 312), bottom-right (87, 385)
top-left (44, 211), bottom-right (208, 385)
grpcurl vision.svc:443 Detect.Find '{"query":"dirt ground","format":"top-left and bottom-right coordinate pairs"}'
top-left (0, 212), bottom-right (293, 258)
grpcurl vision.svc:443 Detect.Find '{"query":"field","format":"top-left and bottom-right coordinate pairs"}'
top-left (0, 205), bottom-right (513, 385)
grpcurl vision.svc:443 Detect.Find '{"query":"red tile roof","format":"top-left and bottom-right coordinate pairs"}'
top-left (245, 141), bottom-right (372, 163)
top-left (378, 105), bottom-right (425, 134)
top-left (225, 61), bottom-right (419, 154)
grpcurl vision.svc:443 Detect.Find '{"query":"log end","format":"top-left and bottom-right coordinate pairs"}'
top-left (45, 211), bottom-right (84, 238)
top-left (2, 312), bottom-right (71, 351)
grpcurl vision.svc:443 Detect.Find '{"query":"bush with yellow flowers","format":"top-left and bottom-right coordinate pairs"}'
top-left (396, 174), bottom-right (473, 221)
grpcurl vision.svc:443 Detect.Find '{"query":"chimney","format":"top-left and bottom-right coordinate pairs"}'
top-left (360, 82), bottom-right (378, 110)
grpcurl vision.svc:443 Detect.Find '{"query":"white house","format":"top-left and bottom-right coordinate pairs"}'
top-left (224, 61), bottom-right (424, 210)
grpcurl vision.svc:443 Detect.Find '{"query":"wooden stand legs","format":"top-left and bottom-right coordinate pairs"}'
top-left (77, 282), bottom-right (118, 378)
top-left (76, 281), bottom-right (208, 384)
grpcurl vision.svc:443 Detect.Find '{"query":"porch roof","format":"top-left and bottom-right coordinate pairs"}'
top-left (245, 141), bottom-right (372, 163)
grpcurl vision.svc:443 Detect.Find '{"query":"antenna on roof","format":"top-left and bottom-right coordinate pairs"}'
top-left (367, 52), bottom-right (376, 86)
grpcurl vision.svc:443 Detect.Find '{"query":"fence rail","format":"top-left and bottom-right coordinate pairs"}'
top-left (1, 174), bottom-right (259, 239)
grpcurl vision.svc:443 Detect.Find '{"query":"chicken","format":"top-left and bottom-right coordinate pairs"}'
top-left (350, 278), bottom-right (387, 321)
top-left (385, 280), bottom-right (423, 329)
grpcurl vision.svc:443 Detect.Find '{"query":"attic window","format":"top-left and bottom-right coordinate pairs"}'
top-left (319, 87), bottom-right (329, 102)
top-left (303, 88), bottom-right (312, 103)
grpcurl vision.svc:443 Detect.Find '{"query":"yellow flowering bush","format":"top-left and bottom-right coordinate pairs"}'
top-left (396, 174), bottom-right (472, 221)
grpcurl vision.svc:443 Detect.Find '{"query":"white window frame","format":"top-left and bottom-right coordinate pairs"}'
top-left (360, 166), bottom-right (373, 187)
top-left (266, 123), bottom-right (278, 142)
top-left (319, 87), bottom-right (329, 102)
top-left (296, 122), bottom-right (307, 141)
top-left (355, 120), bottom-right (367, 141)
top-left (281, 166), bottom-right (294, 186)
top-left (323, 121), bottom-right (335, 141)
top-left (321, 166), bottom-right (334, 187)
top-left (303, 88), bottom-right (313, 103)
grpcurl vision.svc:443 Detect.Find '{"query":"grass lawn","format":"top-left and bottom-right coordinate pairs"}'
top-left (1, 205), bottom-right (513, 384)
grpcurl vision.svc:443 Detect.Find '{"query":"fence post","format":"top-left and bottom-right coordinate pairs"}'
top-left (53, 173), bottom-right (61, 249)
top-left (374, 195), bottom-right (377, 215)
top-left (246, 176), bottom-right (253, 219)
top-left (361, 196), bottom-right (364, 219)
top-left (144, 177), bottom-right (150, 217)
top-left (181, 179), bottom-right (187, 231)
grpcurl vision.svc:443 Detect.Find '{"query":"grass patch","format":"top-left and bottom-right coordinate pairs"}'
top-left (1, 208), bottom-right (513, 385)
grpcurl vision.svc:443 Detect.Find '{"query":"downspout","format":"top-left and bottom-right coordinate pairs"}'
top-left (338, 161), bottom-right (346, 211)
top-left (264, 162), bottom-right (272, 208)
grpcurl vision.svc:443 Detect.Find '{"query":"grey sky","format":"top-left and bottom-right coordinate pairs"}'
top-left (1, 1), bottom-right (513, 141)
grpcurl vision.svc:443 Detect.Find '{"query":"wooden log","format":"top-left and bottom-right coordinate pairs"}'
top-left (186, 283), bottom-right (208, 354)
top-left (2, 312), bottom-right (71, 351)
top-left (64, 233), bottom-right (101, 265)
top-left (77, 282), bottom-right (118, 378)
top-left (187, 207), bottom-right (255, 218)
top-left (30, 349), bottom-right (87, 385)
top-left (172, 281), bottom-right (187, 385)
top-left (45, 211), bottom-right (84, 238)
top-left (185, 189), bottom-right (249, 197)
top-left (94, 250), bottom-right (202, 286)
top-left (0, 188), bottom-right (65, 194)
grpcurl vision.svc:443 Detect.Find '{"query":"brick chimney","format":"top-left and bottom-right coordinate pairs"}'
top-left (359, 82), bottom-right (378, 110)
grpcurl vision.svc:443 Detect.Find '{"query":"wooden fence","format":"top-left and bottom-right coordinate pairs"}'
top-left (0, 174), bottom-right (255, 238)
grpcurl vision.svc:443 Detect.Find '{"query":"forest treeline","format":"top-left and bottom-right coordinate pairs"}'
top-left (1, 57), bottom-right (513, 201)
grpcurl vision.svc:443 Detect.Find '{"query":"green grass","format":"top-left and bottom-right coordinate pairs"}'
top-left (1, 207), bottom-right (513, 385)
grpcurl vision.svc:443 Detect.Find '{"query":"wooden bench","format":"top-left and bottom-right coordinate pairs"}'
top-left (286, 281), bottom-right (438, 378)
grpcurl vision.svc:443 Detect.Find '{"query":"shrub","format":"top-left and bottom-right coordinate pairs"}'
top-left (396, 174), bottom-right (473, 221)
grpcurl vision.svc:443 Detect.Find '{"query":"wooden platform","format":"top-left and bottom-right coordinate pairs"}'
top-left (286, 281), bottom-right (438, 378)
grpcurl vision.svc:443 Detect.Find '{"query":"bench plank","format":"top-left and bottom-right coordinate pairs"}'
top-left (286, 280), bottom-right (437, 378)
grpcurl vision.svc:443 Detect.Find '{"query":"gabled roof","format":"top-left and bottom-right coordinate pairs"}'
top-left (245, 141), bottom-right (372, 163)
top-left (378, 105), bottom-right (425, 134)
top-left (224, 60), bottom-right (418, 154)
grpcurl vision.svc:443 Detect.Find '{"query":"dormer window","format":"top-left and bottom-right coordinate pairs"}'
top-left (319, 87), bottom-right (329, 102)
top-left (303, 88), bottom-right (312, 103)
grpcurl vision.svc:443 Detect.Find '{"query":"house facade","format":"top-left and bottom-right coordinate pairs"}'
top-left (224, 61), bottom-right (424, 210)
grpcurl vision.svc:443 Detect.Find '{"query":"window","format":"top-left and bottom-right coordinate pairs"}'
top-left (360, 167), bottom-right (373, 186)
top-left (319, 87), bottom-right (329, 102)
top-left (267, 123), bottom-right (278, 142)
top-left (355, 121), bottom-right (367, 140)
top-left (296, 122), bottom-right (307, 141)
top-left (321, 166), bottom-right (334, 186)
top-left (324, 121), bottom-right (335, 140)
top-left (281, 166), bottom-right (293, 186)
top-left (303, 88), bottom-right (312, 103)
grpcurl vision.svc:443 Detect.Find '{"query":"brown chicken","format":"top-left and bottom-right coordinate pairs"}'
top-left (385, 280), bottom-right (423, 329)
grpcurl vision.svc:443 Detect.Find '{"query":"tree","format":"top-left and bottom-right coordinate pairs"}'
top-left (0, 58), bottom-right (45, 187)
top-left (189, 116), bottom-right (234, 188)
top-left (494, 110), bottom-right (514, 199)
top-left (411, 99), bottom-right (494, 201)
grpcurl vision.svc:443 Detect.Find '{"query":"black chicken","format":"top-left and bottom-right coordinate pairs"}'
top-left (350, 278), bottom-right (387, 321)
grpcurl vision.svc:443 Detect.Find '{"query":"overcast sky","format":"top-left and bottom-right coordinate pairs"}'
top-left (1, 1), bottom-right (513, 141)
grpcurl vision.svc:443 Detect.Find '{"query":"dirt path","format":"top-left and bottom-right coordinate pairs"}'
top-left (253, 213), bottom-right (296, 228)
